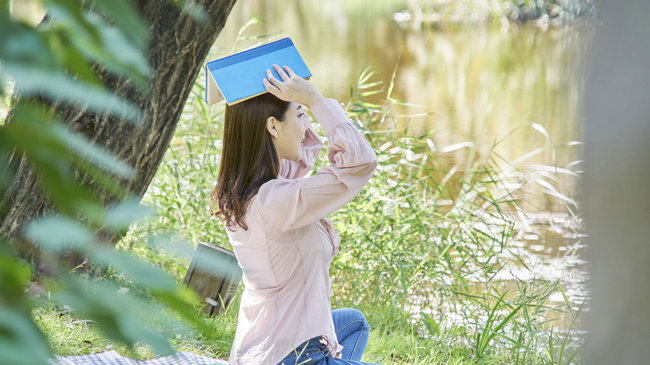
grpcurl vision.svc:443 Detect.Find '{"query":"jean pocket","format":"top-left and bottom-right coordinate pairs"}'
top-left (278, 350), bottom-right (327, 365)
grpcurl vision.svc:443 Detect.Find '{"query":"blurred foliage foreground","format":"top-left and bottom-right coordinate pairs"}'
top-left (0, 1), bottom-right (228, 364)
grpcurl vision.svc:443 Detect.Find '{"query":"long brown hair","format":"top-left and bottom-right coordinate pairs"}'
top-left (211, 93), bottom-right (290, 230)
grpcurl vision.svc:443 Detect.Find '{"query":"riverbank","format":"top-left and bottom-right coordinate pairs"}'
top-left (393, 0), bottom-right (595, 28)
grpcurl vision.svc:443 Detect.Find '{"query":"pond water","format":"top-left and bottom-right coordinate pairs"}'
top-left (213, 0), bottom-right (591, 328)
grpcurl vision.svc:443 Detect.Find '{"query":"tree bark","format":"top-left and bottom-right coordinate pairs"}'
top-left (0, 0), bottom-right (237, 267)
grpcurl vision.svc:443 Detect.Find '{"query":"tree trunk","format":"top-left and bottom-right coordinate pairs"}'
top-left (0, 0), bottom-right (237, 268)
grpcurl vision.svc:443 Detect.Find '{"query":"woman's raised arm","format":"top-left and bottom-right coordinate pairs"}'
top-left (278, 120), bottom-right (323, 180)
top-left (255, 97), bottom-right (378, 232)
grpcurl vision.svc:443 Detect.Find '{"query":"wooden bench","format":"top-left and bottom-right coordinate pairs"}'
top-left (183, 242), bottom-right (242, 317)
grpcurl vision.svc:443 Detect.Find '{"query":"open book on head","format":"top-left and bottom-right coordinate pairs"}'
top-left (205, 37), bottom-right (312, 106)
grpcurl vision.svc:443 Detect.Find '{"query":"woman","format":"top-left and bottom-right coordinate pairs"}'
top-left (212, 64), bottom-right (379, 365)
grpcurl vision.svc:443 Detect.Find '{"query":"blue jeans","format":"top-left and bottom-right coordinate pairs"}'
top-left (277, 308), bottom-right (380, 365)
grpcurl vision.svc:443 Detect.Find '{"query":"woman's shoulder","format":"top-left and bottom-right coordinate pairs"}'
top-left (249, 177), bottom-right (305, 232)
top-left (255, 177), bottom-right (298, 208)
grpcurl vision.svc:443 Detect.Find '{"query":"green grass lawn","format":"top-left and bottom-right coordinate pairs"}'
top-left (34, 296), bottom-right (481, 364)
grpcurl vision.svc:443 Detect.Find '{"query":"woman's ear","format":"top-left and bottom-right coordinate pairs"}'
top-left (266, 116), bottom-right (279, 138)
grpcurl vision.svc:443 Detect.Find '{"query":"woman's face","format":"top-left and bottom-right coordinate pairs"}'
top-left (269, 102), bottom-right (309, 161)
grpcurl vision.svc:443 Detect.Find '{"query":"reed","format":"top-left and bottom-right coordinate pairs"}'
top-left (332, 67), bottom-right (585, 363)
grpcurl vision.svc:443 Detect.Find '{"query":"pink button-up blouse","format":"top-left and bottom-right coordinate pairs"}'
top-left (226, 98), bottom-right (378, 365)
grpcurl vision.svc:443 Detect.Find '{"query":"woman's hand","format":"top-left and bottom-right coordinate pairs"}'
top-left (263, 64), bottom-right (324, 109)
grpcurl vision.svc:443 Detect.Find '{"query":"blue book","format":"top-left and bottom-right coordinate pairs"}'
top-left (205, 37), bottom-right (312, 105)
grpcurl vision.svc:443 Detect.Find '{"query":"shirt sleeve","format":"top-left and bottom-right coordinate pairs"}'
top-left (255, 98), bottom-right (378, 232)
top-left (278, 119), bottom-right (323, 180)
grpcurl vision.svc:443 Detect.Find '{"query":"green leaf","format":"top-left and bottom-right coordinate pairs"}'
top-left (91, 0), bottom-right (149, 49)
top-left (172, 0), bottom-right (209, 24)
top-left (53, 277), bottom-right (174, 354)
top-left (0, 246), bottom-right (32, 303)
top-left (44, 0), bottom-right (150, 87)
top-left (1, 3), bottom-right (148, 109)
top-left (148, 234), bottom-right (196, 258)
top-left (0, 19), bottom-right (52, 67)
top-left (190, 245), bottom-right (242, 279)
top-left (103, 198), bottom-right (152, 231)
top-left (51, 37), bottom-right (102, 86)
top-left (43, 0), bottom-right (102, 43)
top-left (4, 101), bottom-right (134, 215)
top-left (155, 288), bottom-right (207, 332)
top-left (91, 13), bottom-right (151, 84)
top-left (68, 156), bottom-right (130, 201)
top-left (25, 212), bottom-right (175, 291)
top-left (0, 247), bottom-right (50, 363)
top-left (1, 64), bottom-right (141, 120)
top-left (91, 248), bottom-right (177, 291)
top-left (421, 312), bottom-right (441, 336)
top-left (0, 310), bottom-right (52, 365)
top-left (51, 124), bottom-right (133, 179)
top-left (0, 146), bottom-right (10, 190)
top-left (4, 104), bottom-right (102, 214)
top-left (23, 216), bottom-right (94, 253)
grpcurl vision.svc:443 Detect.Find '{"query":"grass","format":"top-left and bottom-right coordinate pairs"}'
top-left (33, 61), bottom-right (585, 364)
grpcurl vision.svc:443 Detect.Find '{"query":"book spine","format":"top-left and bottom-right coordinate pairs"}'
top-left (206, 37), bottom-right (294, 70)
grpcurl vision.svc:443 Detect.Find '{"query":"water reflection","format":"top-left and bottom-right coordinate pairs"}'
top-left (215, 1), bottom-right (590, 211)
top-left (213, 0), bottom-right (591, 329)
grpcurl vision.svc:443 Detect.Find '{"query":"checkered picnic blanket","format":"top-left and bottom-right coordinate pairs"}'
top-left (50, 351), bottom-right (228, 365)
